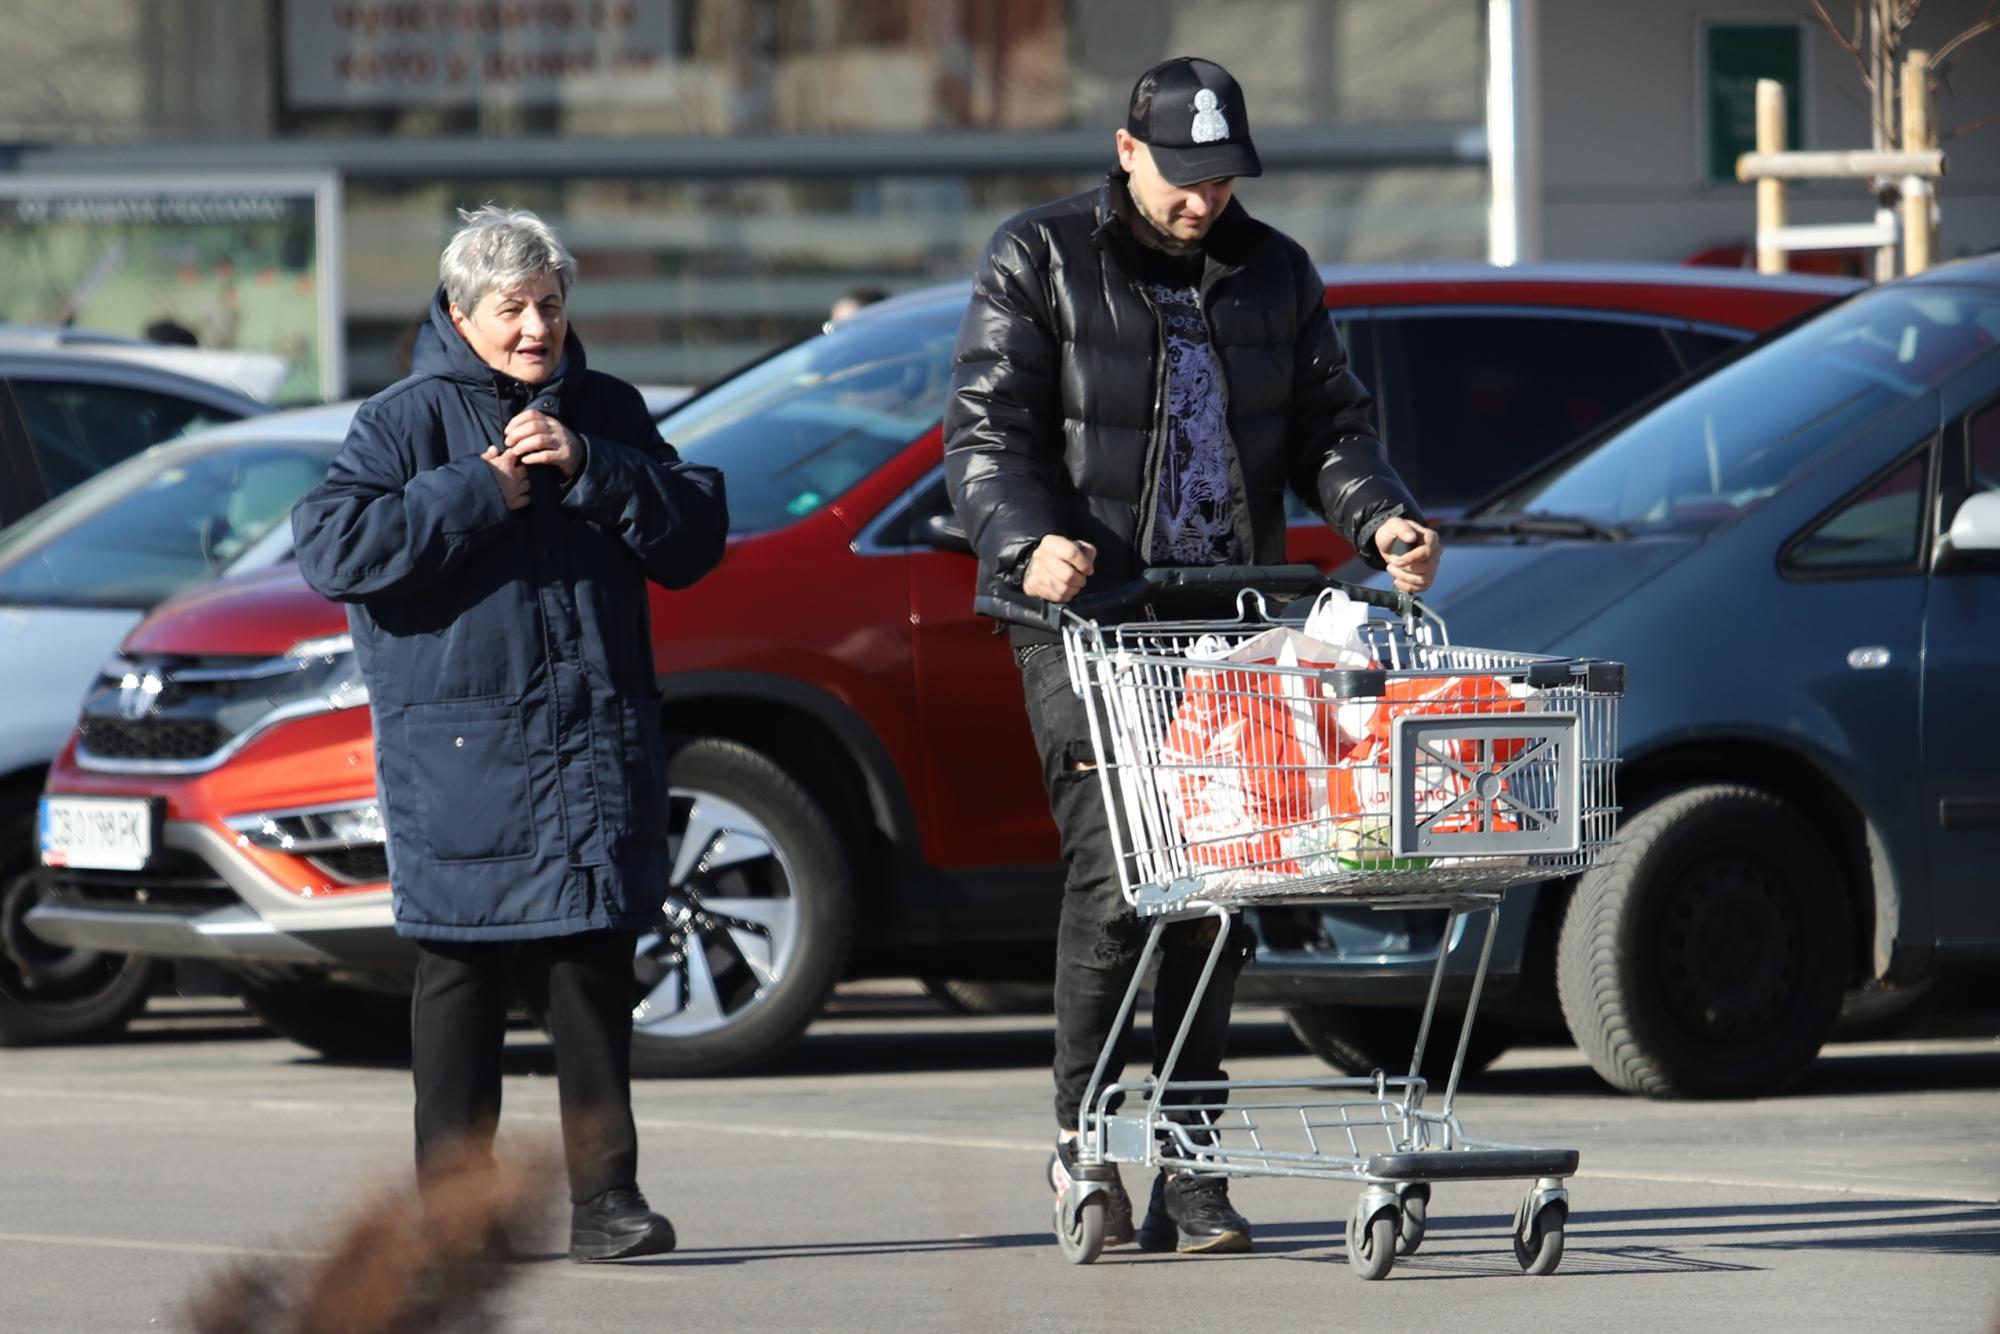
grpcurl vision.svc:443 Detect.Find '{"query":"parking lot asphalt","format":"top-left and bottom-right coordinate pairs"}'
top-left (2, 987), bottom-right (1997, 1333)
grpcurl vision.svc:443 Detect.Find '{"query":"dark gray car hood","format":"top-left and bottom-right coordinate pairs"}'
top-left (1367, 536), bottom-right (1700, 654)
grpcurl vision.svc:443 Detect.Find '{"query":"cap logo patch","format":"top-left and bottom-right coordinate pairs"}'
top-left (1190, 89), bottom-right (1230, 144)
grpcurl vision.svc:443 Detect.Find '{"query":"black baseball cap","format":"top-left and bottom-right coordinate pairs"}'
top-left (1125, 57), bottom-right (1263, 187)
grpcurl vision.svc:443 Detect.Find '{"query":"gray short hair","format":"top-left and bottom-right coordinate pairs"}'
top-left (439, 205), bottom-right (578, 312)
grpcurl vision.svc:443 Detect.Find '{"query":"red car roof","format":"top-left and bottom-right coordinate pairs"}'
top-left (1313, 262), bottom-right (1861, 329)
top-left (863, 261), bottom-right (1861, 334)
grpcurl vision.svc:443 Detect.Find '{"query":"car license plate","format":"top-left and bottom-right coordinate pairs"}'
top-left (39, 797), bottom-right (156, 872)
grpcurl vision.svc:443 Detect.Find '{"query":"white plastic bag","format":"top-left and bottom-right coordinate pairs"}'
top-left (1302, 587), bottom-right (1373, 653)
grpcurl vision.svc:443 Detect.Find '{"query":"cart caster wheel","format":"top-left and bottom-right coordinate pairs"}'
top-left (1395, 1182), bottom-right (1430, 1257)
top-left (1512, 1199), bottom-right (1566, 1276)
top-left (1054, 1190), bottom-right (1105, 1265)
top-left (1346, 1204), bottom-right (1398, 1280)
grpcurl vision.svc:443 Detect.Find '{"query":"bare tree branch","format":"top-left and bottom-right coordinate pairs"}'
top-left (1930, 14), bottom-right (2000, 78)
top-left (1942, 106), bottom-right (2000, 142)
top-left (1808, 0), bottom-right (1877, 88)
top-left (1811, 0), bottom-right (1858, 46)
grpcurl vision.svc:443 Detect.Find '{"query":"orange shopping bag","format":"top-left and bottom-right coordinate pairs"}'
top-left (1332, 675), bottom-right (1536, 841)
top-left (1156, 621), bottom-right (1371, 884)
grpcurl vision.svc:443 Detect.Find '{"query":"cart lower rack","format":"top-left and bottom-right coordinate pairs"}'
top-left (1037, 567), bottom-right (1621, 1279)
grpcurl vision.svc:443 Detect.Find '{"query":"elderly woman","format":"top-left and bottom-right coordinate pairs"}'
top-left (293, 206), bottom-right (726, 1263)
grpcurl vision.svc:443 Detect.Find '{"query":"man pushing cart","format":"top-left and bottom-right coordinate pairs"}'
top-left (944, 55), bottom-right (1444, 1259)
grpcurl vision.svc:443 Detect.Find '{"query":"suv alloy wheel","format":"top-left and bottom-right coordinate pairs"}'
top-left (614, 738), bottom-right (854, 1077)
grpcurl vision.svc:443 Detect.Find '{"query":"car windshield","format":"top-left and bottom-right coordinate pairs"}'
top-left (0, 436), bottom-right (337, 608)
top-left (1486, 283), bottom-right (2000, 535)
top-left (660, 304), bottom-right (962, 533)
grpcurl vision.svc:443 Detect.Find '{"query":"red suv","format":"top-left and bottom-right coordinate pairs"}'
top-left (32, 265), bottom-right (1856, 1073)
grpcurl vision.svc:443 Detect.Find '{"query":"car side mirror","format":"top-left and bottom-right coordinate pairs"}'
top-left (913, 509), bottom-right (974, 556)
top-left (1946, 491), bottom-right (2000, 552)
top-left (1936, 491), bottom-right (2000, 572)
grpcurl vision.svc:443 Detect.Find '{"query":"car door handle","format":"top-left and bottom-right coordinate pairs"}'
top-left (1847, 646), bottom-right (1892, 670)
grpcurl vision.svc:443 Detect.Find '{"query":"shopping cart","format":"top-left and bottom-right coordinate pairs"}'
top-left (1002, 564), bottom-right (1621, 1279)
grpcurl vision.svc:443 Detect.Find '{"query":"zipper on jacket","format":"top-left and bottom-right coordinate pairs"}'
top-left (1132, 281), bottom-right (1169, 567)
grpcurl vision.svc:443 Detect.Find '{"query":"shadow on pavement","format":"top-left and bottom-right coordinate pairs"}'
top-left (621, 1231), bottom-right (1051, 1267)
top-left (1791, 1045), bottom-right (2000, 1096)
top-left (1435, 1041), bottom-right (2000, 1100)
top-left (1411, 1197), bottom-right (2000, 1252)
top-left (160, 981), bottom-right (1988, 1101)
top-left (473, 1016), bottom-right (1306, 1080)
top-left (761, 1016), bottom-right (1306, 1078)
top-left (1190, 1204), bottom-right (1983, 1278)
top-left (642, 1198), bottom-right (1987, 1275)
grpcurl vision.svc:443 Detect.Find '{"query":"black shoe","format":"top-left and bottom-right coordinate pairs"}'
top-left (569, 1187), bottom-right (677, 1263)
top-left (1136, 1171), bottom-right (1253, 1255)
top-left (1049, 1138), bottom-right (1134, 1247)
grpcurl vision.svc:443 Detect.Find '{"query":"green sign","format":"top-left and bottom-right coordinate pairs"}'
top-left (1705, 22), bottom-right (1804, 184)
top-left (0, 175), bottom-right (343, 403)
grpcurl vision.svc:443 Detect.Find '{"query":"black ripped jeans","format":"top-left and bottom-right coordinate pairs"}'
top-left (1019, 644), bottom-right (1256, 1134)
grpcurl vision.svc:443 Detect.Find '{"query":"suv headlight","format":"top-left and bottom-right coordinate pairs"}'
top-left (276, 633), bottom-right (368, 713)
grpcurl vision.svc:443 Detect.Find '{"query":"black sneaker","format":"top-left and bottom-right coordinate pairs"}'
top-left (569, 1187), bottom-right (677, 1263)
top-left (1049, 1138), bottom-right (1135, 1246)
top-left (1135, 1171), bottom-right (1253, 1255)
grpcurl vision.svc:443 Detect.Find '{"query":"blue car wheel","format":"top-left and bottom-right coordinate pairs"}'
top-left (1556, 784), bottom-right (1851, 1098)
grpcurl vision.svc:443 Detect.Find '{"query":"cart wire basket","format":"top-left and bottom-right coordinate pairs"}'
top-left (1027, 566), bottom-right (1623, 1279)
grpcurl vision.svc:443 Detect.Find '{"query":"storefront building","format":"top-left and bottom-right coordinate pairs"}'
top-left (0, 0), bottom-right (1489, 395)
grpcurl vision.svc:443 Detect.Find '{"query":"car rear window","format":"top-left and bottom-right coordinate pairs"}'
top-left (661, 307), bottom-right (961, 534)
top-left (12, 379), bottom-right (242, 498)
top-left (1380, 313), bottom-right (1688, 512)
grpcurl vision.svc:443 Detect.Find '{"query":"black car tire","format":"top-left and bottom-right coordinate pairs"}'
top-left (0, 796), bottom-right (161, 1046)
top-left (920, 978), bottom-right (1056, 1015)
top-left (1556, 784), bottom-right (1850, 1098)
top-left (238, 980), bottom-right (413, 1062)
top-left (1285, 1003), bottom-right (1510, 1083)
top-left (622, 738), bottom-right (854, 1078)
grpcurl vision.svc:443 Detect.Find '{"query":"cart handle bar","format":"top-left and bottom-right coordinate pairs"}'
top-left (975, 562), bottom-right (1416, 633)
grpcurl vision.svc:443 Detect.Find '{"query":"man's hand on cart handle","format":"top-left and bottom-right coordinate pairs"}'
top-left (1376, 518), bottom-right (1441, 594)
top-left (1024, 535), bottom-right (1097, 602)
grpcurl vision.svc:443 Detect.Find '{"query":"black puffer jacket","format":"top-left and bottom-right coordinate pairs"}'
top-left (944, 172), bottom-right (1420, 639)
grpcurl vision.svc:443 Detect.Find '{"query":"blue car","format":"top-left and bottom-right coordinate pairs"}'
top-left (1246, 253), bottom-right (2000, 1097)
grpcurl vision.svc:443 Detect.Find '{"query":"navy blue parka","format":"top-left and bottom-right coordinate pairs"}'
top-left (292, 289), bottom-right (727, 940)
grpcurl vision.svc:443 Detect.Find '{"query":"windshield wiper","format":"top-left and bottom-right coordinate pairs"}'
top-left (1438, 513), bottom-right (1631, 542)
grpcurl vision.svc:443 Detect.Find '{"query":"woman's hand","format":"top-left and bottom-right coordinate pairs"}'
top-left (503, 409), bottom-right (582, 479)
top-left (481, 446), bottom-right (531, 510)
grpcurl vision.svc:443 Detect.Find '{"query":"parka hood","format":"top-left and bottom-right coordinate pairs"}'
top-left (416, 284), bottom-right (586, 392)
